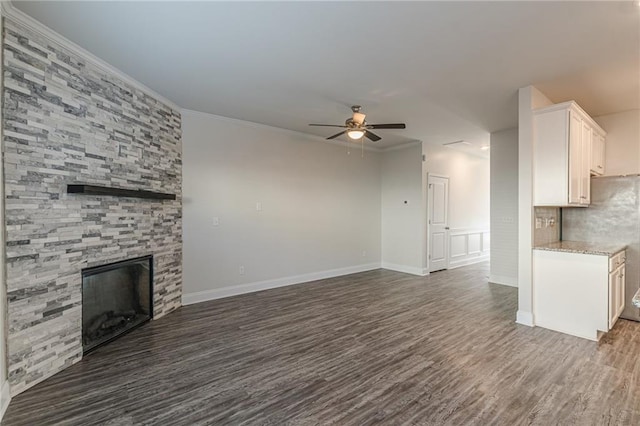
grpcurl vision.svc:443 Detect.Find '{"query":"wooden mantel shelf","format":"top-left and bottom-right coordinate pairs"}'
top-left (67, 184), bottom-right (176, 200)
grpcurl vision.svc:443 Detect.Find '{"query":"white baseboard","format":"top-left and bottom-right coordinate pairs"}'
top-left (182, 263), bottom-right (381, 305)
top-left (448, 254), bottom-right (490, 270)
top-left (0, 380), bottom-right (10, 421)
top-left (535, 320), bottom-right (599, 342)
top-left (489, 274), bottom-right (518, 287)
top-left (381, 262), bottom-right (427, 276)
top-left (516, 310), bottom-right (535, 327)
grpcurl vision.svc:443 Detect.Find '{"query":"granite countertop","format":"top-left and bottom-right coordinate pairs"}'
top-left (633, 289), bottom-right (640, 309)
top-left (534, 241), bottom-right (626, 257)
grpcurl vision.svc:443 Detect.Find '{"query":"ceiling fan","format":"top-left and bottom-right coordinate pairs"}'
top-left (309, 105), bottom-right (406, 142)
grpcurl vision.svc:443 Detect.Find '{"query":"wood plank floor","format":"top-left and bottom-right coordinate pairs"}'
top-left (3, 262), bottom-right (640, 425)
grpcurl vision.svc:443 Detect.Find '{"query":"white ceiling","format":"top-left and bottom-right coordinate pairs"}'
top-left (13, 1), bottom-right (640, 149)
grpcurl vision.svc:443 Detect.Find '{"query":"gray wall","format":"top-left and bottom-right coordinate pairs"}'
top-left (381, 144), bottom-right (424, 273)
top-left (182, 109), bottom-right (381, 300)
top-left (490, 128), bottom-right (519, 287)
top-left (3, 19), bottom-right (182, 395)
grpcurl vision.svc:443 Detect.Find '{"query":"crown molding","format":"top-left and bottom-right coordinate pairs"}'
top-left (0, 0), bottom-right (413, 153)
top-left (181, 108), bottom-right (384, 153)
top-left (0, 0), bottom-right (180, 111)
top-left (379, 140), bottom-right (423, 152)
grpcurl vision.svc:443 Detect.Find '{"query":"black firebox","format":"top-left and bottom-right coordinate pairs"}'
top-left (82, 255), bottom-right (153, 353)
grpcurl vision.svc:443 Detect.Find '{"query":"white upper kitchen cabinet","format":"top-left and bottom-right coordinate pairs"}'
top-left (533, 101), bottom-right (606, 207)
top-left (591, 130), bottom-right (606, 176)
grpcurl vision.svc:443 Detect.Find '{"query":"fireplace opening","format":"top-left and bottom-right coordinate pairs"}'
top-left (82, 255), bottom-right (153, 353)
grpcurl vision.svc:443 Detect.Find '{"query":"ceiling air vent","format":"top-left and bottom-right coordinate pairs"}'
top-left (443, 140), bottom-right (470, 147)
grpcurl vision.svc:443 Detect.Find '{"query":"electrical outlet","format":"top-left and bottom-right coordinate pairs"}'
top-left (256, 202), bottom-right (262, 211)
top-left (212, 217), bottom-right (220, 226)
top-left (535, 217), bottom-right (542, 229)
top-left (362, 250), bottom-right (367, 257)
top-left (239, 266), bottom-right (245, 275)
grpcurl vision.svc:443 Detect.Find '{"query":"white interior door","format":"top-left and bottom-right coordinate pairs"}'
top-left (428, 175), bottom-right (449, 272)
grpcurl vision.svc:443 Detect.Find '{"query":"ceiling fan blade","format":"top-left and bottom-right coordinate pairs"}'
top-left (364, 130), bottom-right (382, 141)
top-left (367, 123), bottom-right (406, 129)
top-left (309, 124), bottom-right (347, 128)
top-left (327, 130), bottom-right (347, 140)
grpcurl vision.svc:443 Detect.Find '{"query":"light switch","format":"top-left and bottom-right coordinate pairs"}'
top-left (256, 202), bottom-right (262, 211)
top-left (212, 217), bottom-right (220, 226)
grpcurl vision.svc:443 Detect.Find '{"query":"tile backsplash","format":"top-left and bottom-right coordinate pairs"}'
top-left (534, 207), bottom-right (560, 246)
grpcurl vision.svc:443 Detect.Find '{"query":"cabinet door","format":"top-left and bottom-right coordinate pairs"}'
top-left (590, 133), bottom-right (605, 176)
top-left (609, 270), bottom-right (616, 330)
top-left (617, 265), bottom-right (626, 319)
top-left (600, 135), bottom-right (606, 175)
top-left (568, 112), bottom-right (582, 205)
top-left (580, 122), bottom-right (592, 205)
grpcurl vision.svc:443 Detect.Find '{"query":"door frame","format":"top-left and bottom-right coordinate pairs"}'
top-left (426, 173), bottom-right (450, 272)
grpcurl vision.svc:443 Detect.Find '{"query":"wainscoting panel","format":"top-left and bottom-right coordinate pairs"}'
top-left (450, 234), bottom-right (467, 259)
top-left (448, 229), bottom-right (490, 269)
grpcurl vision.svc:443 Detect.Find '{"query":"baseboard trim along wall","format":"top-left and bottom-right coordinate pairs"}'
top-left (488, 274), bottom-right (518, 288)
top-left (516, 310), bottom-right (535, 327)
top-left (448, 254), bottom-right (490, 270)
top-left (0, 380), bottom-right (11, 421)
top-left (183, 257), bottom-right (493, 305)
top-left (381, 263), bottom-right (428, 276)
top-left (183, 263), bottom-right (381, 305)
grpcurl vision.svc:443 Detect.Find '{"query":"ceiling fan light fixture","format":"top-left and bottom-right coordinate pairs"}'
top-left (347, 129), bottom-right (365, 140)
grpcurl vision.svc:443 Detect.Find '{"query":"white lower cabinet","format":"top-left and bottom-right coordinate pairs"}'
top-left (533, 248), bottom-right (625, 341)
top-left (609, 263), bottom-right (625, 329)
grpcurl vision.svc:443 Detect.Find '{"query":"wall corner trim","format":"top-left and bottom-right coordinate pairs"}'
top-left (0, 380), bottom-right (11, 421)
top-left (516, 310), bottom-right (535, 327)
top-left (488, 274), bottom-right (518, 288)
top-left (182, 263), bottom-right (381, 305)
top-left (0, 0), bottom-right (180, 110)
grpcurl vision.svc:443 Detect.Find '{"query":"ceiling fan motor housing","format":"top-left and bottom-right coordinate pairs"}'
top-left (345, 118), bottom-right (364, 129)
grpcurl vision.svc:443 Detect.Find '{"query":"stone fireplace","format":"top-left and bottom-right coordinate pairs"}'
top-left (82, 256), bottom-right (153, 353)
top-left (3, 18), bottom-right (183, 395)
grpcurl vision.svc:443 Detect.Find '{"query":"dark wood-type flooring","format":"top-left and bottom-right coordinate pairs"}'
top-left (4, 262), bottom-right (640, 425)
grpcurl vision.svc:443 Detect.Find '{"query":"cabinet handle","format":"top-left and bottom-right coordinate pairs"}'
top-left (580, 196), bottom-right (587, 199)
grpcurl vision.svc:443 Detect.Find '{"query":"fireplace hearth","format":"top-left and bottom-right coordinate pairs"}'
top-left (82, 255), bottom-right (153, 353)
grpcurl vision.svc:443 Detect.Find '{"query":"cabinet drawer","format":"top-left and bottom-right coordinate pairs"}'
top-left (609, 250), bottom-right (626, 272)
